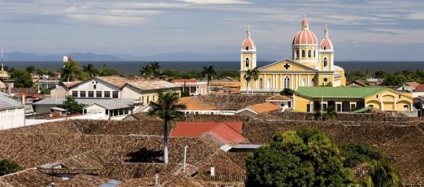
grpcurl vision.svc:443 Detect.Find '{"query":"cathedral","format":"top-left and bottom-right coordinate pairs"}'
top-left (240, 17), bottom-right (346, 94)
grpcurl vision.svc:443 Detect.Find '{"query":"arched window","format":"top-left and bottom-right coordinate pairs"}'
top-left (403, 105), bottom-right (409, 111)
top-left (313, 50), bottom-right (316, 57)
top-left (246, 46), bottom-right (249, 50)
top-left (323, 57), bottom-right (328, 68)
top-left (311, 78), bottom-right (315, 86)
top-left (302, 50), bottom-right (305, 57)
top-left (296, 50), bottom-right (299, 58)
top-left (302, 78), bottom-right (306, 86)
top-left (308, 50), bottom-right (311, 57)
top-left (323, 46), bottom-right (327, 50)
top-left (245, 57), bottom-right (250, 68)
top-left (284, 76), bottom-right (290, 89)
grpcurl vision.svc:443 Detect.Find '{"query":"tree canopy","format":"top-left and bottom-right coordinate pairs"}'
top-left (59, 96), bottom-right (85, 114)
top-left (0, 159), bottom-right (21, 176)
top-left (246, 128), bottom-right (355, 187)
top-left (10, 69), bottom-right (33, 88)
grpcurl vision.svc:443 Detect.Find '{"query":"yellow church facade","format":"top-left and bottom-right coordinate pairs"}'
top-left (240, 18), bottom-right (346, 94)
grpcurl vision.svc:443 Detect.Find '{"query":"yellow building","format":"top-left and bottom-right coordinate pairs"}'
top-left (240, 18), bottom-right (346, 94)
top-left (293, 87), bottom-right (413, 113)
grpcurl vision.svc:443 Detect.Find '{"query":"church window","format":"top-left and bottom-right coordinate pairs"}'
top-left (302, 78), bottom-right (306, 86)
top-left (267, 78), bottom-right (272, 89)
top-left (323, 57), bottom-right (328, 67)
top-left (296, 50), bottom-right (299, 58)
top-left (308, 50), bottom-right (311, 57)
top-left (284, 76), bottom-right (290, 89)
top-left (302, 50), bottom-right (305, 57)
top-left (311, 78), bottom-right (315, 86)
top-left (324, 46), bottom-right (327, 50)
top-left (323, 78), bottom-right (328, 82)
top-left (246, 46), bottom-right (249, 50)
top-left (313, 50), bottom-right (316, 57)
top-left (245, 57), bottom-right (250, 68)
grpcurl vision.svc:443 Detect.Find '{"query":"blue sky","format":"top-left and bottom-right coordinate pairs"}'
top-left (0, 0), bottom-right (423, 61)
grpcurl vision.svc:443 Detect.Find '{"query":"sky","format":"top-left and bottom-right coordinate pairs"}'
top-left (0, 0), bottom-right (423, 61)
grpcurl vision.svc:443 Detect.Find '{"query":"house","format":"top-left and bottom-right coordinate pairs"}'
top-left (0, 92), bottom-right (25, 129)
top-left (293, 87), bottom-right (414, 113)
top-left (346, 80), bottom-right (367, 87)
top-left (171, 79), bottom-right (208, 95)
top-left (236, 102), bottom-right (281, 117)
top-left (67, 76), bottom-right (181, 105)
top-left (170, 121), bottom-right (248, 145)
top-left (412, 84), bottom-right (424, 98)
top-left (265, 95), bottom-right (291, 110)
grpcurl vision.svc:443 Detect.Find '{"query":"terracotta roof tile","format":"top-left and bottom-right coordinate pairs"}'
top-left (247, 102), bottom-right (281, 114)
top-left (415, 84), bottom-right (424, 92)
top-left (171, 122), bottom-right (246, 144)
top-left (266, 95), bottom-right (291, 101)
top-left (178, 97), bottom-right (216, 110)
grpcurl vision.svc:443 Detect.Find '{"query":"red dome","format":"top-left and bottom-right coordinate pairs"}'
top-left (320, 38), bottom-right (333, 50)
top-left (242, 38), bottom-right (256, 50)
top-left (292, 30), bottom-right (318, 45)
top-left (292, 18), bottom-right (318, 45)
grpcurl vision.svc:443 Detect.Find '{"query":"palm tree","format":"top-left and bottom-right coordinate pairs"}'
top-left (365, 160), bottom-right (402, 187)
top-left (201, 65), bottom-right (216, 94)
top-left (82, 64), bottom-right (99, 78)
top-left (150, 62), bottom-right (161, 78)
top-left (140, 64), bottom-right (152, 79)
top-left (148, 91), bottom-right (186, 164)
top-left (61, 61), bottom-right (82, 82)
top-left (243, 69), bottom-right (252, 95)
top-left (250, 67), bottom-right (260, 95)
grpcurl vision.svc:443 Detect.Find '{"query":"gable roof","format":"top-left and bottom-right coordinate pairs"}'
top-left (245, 102), bottom-right (281, 114)
top-left (258, 58), bottom-right (317, 72)
top-left (177, 97), bottom-right (216, 110)
top-left (414, 84), bottom-right (424, 92)
top-left (125, 79), bottom-right (181, 91)
top-left (295, 87), bottom-right (391, 99)
top-left (171, 121), bottom-right (246, 144)
top-left (0, 94), bottom-right (24, 110)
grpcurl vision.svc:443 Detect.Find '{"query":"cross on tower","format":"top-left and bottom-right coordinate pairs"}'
top-left (284, 63), bottom-right (291, 70)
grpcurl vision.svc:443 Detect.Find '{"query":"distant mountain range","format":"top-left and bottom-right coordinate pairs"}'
top-left (2, 52), bottom-right (281, 61)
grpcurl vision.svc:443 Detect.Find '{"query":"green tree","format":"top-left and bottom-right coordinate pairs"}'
top-left (82, 64), bottom-right (99, 78)
top-left (374, 69), bottom-right (390, 79)
top-left (99, 64), bottom-right (120, 77)
top-left (59, 96), bottom-right (85, 114)
top-left (25, 65), bottom-right (36, 74)
top-left (10, 69), bottom-right (33, 88)
top-left (243, 69), bottom-right (252, 95)
top-left (201, 65), bottom-right (216, 94)
top-left (148, 91), bottom-right (186, 164)
top-left (246, 128), bottom-right (356, 187)
top-left (140, 64), bottom-right (153, 79)
top-left (365, 160), bottom-right (402, 187)
top-left (0, 159), bottom-right (21, 176)
top-left (250, 67), bottom-right (260, 94)
top-left (339, 142), bottom-right (383, 168)
top-left (150, 61), bottom-right (161, 78)
top-left (60, 60), bottom-right (85, 82)
top-left (280, 88), bottom-right (294, 96)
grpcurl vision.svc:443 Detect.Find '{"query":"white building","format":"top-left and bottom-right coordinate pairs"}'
top-left (0, 93), bottom-right (25, 129)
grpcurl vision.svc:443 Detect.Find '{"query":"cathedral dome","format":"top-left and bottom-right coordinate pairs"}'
top-left (241, 26), bottom-right (256, 51)
top-left (320, 26), bottom-right (333, 50)
top-left (292, 18), bottom-right (318, 45)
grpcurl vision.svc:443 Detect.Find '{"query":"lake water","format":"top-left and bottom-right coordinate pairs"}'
top-left (3, 61), bottom-right (424, 75)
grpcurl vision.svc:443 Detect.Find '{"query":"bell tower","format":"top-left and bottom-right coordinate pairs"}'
top-left (240, 25), bottom-right (257, 71)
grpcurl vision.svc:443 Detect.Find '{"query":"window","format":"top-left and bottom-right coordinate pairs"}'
top-left (147, 96), bottom-right (150, 103)
top-left (88, 91), bottom-right (94, 97)
top-left (104, 91), bottom-right (110, 98)
top-left (308, 50), bottom-right (311, 57)
top-left (96, 91), bottom-right (102, 98)
top-left (302, 78), bottom-right (306, 86)
top-left (80, 91), bottom-right (86, 98)
top-left (296, 50), bottom-right (299, 58)
top-left (284, 76), bottom-right (290, 89)
top-left (93, 85), bottom-right (96, 89)
top-left (302, 50), bottom-right (305, 57)
top-left (259, 78), bottom-right (263, 89)
top-left (369, 104), bottom-right (374, 108)
top-left (323, 57), bottom-right (328, 67)
top-left (106, 110), bottom-right (109, 115)
top-left (246, 46), bottom-right (249, 50)
top-left (72, 91), bottom-right (78, 97)
top-left (112, 91), bottom-right (119, 98)
top-left (153, 95), bottom-right (156, 101)
top-left (323, 78), bottom-right (328, 82)
top-left (403, 105), bottom-right (409, 111)
top-left (313, 50), bottom-right (316, 57)
top-left (323, 46), bottom-right (327, 50)
top-left (245, 57), bottom-right (250, 68)
top-left (376, 95), bottom-right (379, 98)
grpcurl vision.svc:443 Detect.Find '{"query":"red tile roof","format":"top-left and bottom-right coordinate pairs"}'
top-left (415, 84), bottom-right (424, 92)
top-left (171, 121), bottom-right (245, 144)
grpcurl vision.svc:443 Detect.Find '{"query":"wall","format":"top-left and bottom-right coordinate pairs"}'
top-left (69, 80), bottom-right (120, 98)
top-left (0, 108), bottom-right (25, 129)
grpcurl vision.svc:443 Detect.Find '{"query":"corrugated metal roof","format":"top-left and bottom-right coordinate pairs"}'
top-left (0, 93), bottom-right (24, 110)
top-left (33, 98), bottom-right (135, 110)
top-left (126, 80), bottom-right (181, 90)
